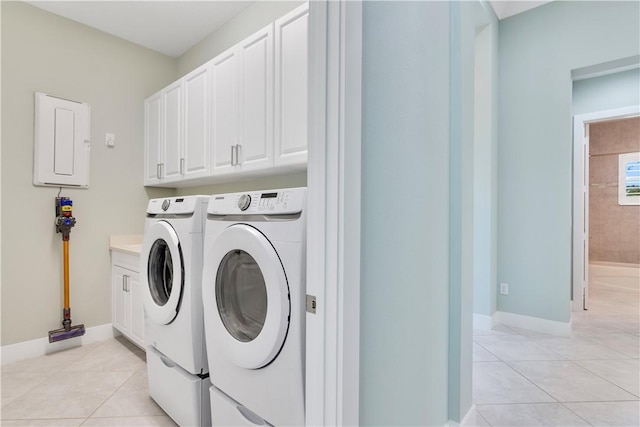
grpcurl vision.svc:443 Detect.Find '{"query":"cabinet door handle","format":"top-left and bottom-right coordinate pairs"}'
top-left (122, 275), bottom-right (126, 292)
top-left (160, 163), bottom-right (164, 179)
top-left (180, 158), bottom-right (185, 175)
top-left (231, 145), bottom-right (236, 166)
top-left (235, 144), bottom-right (241, 166)
top-left (156, 164), bottom-right (161, 179)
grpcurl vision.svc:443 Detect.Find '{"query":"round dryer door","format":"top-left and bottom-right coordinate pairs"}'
top-left (208, 224), bottom-right (289, 369)
top-left (141, 221), bottom-right (184, 325)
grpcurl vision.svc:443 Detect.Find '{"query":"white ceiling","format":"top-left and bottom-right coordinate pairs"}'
top-left (25, 1), bottom-right (254, 58)
top-left (25, 1), bottom-right (553, 58)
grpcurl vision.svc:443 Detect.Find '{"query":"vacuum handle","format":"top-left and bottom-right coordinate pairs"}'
top-left (63, 240), bottom-right (70, 309)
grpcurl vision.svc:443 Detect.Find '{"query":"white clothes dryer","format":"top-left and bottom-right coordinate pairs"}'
top-left (202, 188), bottom-right (306, 427)
top-left (141, 195), bottom-right (211, 427)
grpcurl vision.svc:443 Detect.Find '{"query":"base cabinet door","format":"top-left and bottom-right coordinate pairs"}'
top-left (111, 252), bottom-right (144, 349)
top-left (112, 266), bottom-right (130, 335)
top-left (128, 272), bottom-right (145, 348)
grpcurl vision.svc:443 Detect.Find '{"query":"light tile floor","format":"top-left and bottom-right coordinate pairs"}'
top-left (1, 278), bottom-right (637, 427)
top-left (1, 337), bottom-right (177, 426)
top-left (473, 278), bottom-right (640, 427)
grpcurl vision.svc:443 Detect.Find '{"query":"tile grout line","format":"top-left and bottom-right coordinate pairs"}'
top-left (473, 331), bottom-right (568, 406)
top-left (80, 368), bottom-right (138, 425)
top-left (557, 401), bottom-right (596, 426)
top-left (500, 360), bottom-right (561, 404)
top-left (564, 357), bottom-right (640, 399)
top-left (472, 405), bottom-right (493, 427)
top-left (473, 340), bottom-right (502, 362)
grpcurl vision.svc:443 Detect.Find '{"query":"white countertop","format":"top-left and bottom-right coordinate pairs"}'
top-left (109, 234), bottom-right (143, 256)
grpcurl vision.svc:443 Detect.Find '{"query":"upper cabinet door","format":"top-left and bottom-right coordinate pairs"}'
top-left (211, 46), bottom-right (239, 175)
top-left (237, 24), bottom-right (274, 171)
top-left (144, 91), bottom-right (163, 186)
top-left (274, 3), bottom-right (309, 167)
top-left (183, 64), bottom-right (211, 180)
top-left (162, 81), bottom-right (183, 181)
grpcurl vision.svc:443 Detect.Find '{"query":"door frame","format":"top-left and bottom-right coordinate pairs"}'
top-left (306, 1), bottom-right (362, 425)
top-left (572, 105), bottom-right (640, 312)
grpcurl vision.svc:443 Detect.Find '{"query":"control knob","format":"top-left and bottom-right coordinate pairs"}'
top-left (238, 194), bottom-right (251, 211)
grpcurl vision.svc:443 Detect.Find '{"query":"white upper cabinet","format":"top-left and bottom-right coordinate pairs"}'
top-left (183, 65), bottom-right (211, 180)
top-left (274, 3), bottom-right (309, 167)
top-left (144, 92), bottom-right (163, 186)
top-left (237, 24), bottom-right (274, 171)
top-left (145, 63), bottom-right (213, 185)
top-left (211, 25), bottom-right (273, 176)
top-left (144, 3), bottom-right (309, 188)
top-left (163, 80), bottom-right (183, 181)
top-left (211, 46), bottom-right (239, 175)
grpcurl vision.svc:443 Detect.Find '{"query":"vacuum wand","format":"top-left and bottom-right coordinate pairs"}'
top-left (49, 197), bottom-right (85, 343)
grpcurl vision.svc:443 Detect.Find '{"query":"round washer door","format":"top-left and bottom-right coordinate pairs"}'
top-left (141, 221), bottom-right (184, 325)
top-left (206, 224), bottom-right (289, 369)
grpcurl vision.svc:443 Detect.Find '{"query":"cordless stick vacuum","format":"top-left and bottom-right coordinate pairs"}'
top-left (48, 197), bottom-right (86, 343)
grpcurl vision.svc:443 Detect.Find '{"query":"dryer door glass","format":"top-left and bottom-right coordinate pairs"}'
top-left (148, 239), bottom-right (174, 306)
top-left (216, 250), bottom-right (268, 342)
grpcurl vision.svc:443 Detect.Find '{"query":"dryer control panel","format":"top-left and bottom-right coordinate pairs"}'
top-left (207, 188), bottom-right (306, 216)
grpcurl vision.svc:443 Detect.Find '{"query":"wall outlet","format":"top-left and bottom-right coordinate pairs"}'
top-left (499, 282), bottom-right (509, 295)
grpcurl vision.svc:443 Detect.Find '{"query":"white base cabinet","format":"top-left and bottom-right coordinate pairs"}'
top-left (111, 251), bottom-right (144, 348)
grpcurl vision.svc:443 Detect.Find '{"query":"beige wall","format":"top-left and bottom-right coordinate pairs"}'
top-left (1, 1), bottom-right (176, 346)
top-left (1, 1), bottom-right (308, 346)
top-left (177, 1), bottom-right (304, 75)
top-left (589, 117), bottom-right (640, 264)
top-left (175, 0), bottom-right (307, 196)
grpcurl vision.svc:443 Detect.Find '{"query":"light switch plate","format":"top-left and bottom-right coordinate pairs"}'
top-left (105, 132), bottom-right (115, 148)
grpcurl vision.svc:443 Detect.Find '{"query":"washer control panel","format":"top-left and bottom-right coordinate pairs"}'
top-left (208, 188), bottom-right (306, 216)
top-left (147, 195), bottom-right (209, 215)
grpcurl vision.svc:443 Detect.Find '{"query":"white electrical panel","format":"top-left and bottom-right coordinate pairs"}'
top-left (33, 92), bottom-right (91, 188)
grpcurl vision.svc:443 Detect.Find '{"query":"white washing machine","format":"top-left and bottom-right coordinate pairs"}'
top-left (141, 195), bottom-right (211, 427)
top-left (202, 188), bottom-right (306, 427)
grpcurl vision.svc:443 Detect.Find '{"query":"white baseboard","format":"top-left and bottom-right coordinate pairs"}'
top-left (473, 312), bottom-right (498, 330)
top-left (446, 404), bottom-right (479, 427)
top-left (1, 323), bottom-right (117, 365)
top-left (497, 311), bottom-right (571, 336)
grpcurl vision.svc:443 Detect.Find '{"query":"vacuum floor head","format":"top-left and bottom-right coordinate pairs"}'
top-left (48, 324), bottom-right (85, 343)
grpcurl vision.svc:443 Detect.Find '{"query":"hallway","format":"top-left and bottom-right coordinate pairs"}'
top-left (473, 274), bottom-right (640, 426)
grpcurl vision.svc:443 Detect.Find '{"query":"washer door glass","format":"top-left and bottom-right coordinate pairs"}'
top-left (141, 221), bottom-right (183, 325)
top-left (148, 239), bottom-right (175, 306)
top-left (216, 250), bottom-right (268, 342)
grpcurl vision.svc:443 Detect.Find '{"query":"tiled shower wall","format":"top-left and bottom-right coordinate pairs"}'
top-left (589, 116), bottom-right (640, 264)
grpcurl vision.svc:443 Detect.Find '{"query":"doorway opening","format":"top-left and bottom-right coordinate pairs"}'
top-left (572, 108), bottom-right (640, 316)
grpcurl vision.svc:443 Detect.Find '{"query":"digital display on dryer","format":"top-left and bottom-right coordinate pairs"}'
top-left (261, 192), bottom-right (278, 199)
